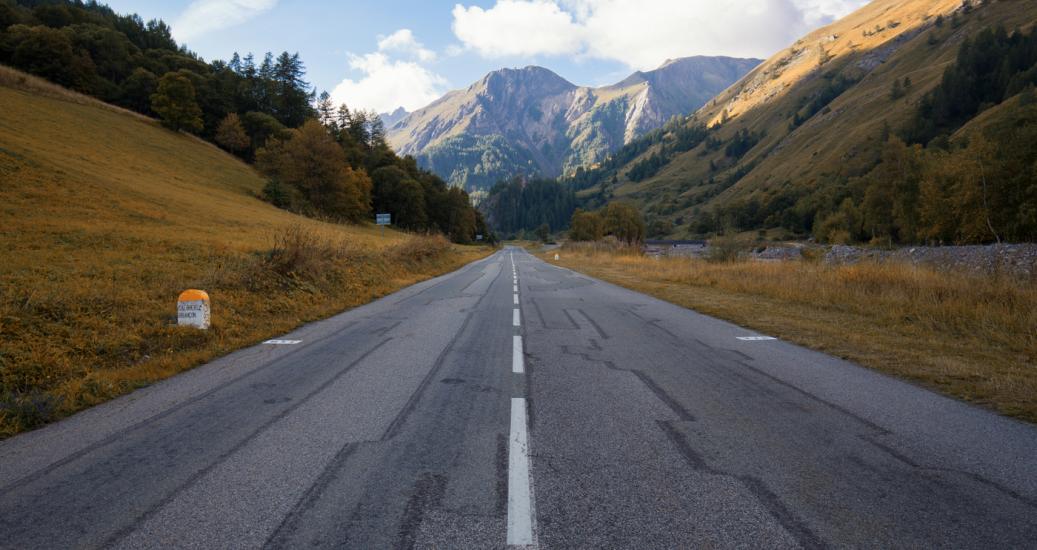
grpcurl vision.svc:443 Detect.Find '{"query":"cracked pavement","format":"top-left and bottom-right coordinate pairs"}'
top-left (0, 247), bottom-right (1035, 549)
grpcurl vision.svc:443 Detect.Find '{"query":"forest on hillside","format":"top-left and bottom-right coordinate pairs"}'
top-left (0, 0), bottom-right (488, 243)
top-left (564, 19), bottom-right (1037, 245)
top-left (721, 24), bottom-right (1037, 245)
top-left (416, 134), bottom-right (541, 193)
top-left (481, 178), bottom-right (576, 238)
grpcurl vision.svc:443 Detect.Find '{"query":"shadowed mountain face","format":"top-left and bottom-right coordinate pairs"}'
top-left (386, 57), bottom-right (761, 192)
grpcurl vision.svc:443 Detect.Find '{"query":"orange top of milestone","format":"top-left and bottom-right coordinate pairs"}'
top-left (178, 289), bottom-right (210, 302)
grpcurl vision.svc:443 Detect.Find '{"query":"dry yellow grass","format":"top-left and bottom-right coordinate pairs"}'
top-left (0, 78), bottom-right (490, 437)
top-left (548, 246), bottom-right (1037, 422)
top-left (0, 64), bottom-right (152, 121)
top-left (699, 0), bottom-right (964, 127)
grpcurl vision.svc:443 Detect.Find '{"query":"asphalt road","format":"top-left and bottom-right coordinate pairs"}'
top-left (1, 246), bottom-right (1035, 549)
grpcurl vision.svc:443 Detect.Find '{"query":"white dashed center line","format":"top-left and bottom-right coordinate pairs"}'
top-left (507, 398), bottom-right (535, 546)
top-left (507, 251), bottom-right (535, 546)
top-left (512, 335), bottom-right (524, 373)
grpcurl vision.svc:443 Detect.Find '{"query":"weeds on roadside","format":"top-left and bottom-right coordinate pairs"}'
top-left (562, 237), bottom-right (643, 257)
top-left (551, 249), bottom-right (1037, 422)
top-left (0, 224), bottom-right (480, 438)
top-left (705, 235), bottom-right (749, 263)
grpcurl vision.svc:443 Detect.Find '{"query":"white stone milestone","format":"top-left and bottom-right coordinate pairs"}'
top-left (177, 289), bottom-right (210, 329)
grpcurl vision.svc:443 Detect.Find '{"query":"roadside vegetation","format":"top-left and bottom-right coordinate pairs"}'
top-left (567, 203), bottom-right (646, 244)
top-left (0, 76), bottom-right (490, 438)
top-left (0, 0), bottom-right (498, 437)
top-left (548, 243), bottom-right (1037, 423)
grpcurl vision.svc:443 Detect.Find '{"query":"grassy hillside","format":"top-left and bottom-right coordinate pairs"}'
top-left (0, 68), bottom-right (489, 437)
top-left (582, 0), bottom-right (1036, 240)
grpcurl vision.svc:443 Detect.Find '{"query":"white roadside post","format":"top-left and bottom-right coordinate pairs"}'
top-left (177, 289), bottom-right (210, 329)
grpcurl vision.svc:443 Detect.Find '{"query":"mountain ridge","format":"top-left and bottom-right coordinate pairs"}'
top-left (380, 107), bottom-right (409, 128)
top-left (572, 0), bottom-right (1037, 244)
top-left (387, 56), bottom-right (761, 192)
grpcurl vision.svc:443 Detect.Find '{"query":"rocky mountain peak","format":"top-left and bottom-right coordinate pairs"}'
top-left (387, 56), bottom-right (761, 191)
top-left (380, 106), bottom-right (409, 129)
top-left (475, 65), bottom-right (577, 100)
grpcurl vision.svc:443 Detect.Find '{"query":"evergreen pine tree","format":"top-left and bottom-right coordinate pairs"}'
top-left (367, 110), bottom-right (387, 148)
top-left (273, 51), bottom-right (311, 127)
top-left (228, 52), bottom-right (241, 74)
top-left (316, 91), bottom-right (335, 128)
top-left (336, 103), bottom-right (352, 130)
top-left (257, 52), bottom-right (275, 112)
top-left (890, 78), bottom-right (904, 100)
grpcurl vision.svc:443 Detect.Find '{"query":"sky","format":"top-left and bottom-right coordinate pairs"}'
top-left (104, 0), bottom-right (869, 114)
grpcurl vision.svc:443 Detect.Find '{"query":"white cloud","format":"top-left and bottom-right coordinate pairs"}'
top-left (331, 30), bottom-right (447, 113)
top-left (793, 0), bottom-right (868, 25)
top-left (173, 0), bottom-right (277, 42)
top-left (452, 1), bottom-right (584, 57)
top-left (580, 0), bottom-right (811, 67)
top-left (451, 0), bottom-right (869, 69)
top-left (444, 43), bottom-right (466, 57)
top-left (377, 29), bottom-right (437, 62)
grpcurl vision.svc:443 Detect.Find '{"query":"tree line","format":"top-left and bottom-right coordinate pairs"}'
top-left (811, 105), bottom-right (1037, 245)
top-left (0, 1), bottom-right (312, 141)
top-left (805, 24), bottom-right (1037, 244)
top-left (569, 203), bottom-right (645, 245)
top-left (902, 25), bottom-right (1037, 147)
top-left (0, 0), bottom-right (486, 242)
top-left (481, 177), bottom-right (576, 238)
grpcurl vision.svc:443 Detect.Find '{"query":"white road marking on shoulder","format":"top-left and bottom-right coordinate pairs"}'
top-left (514, 294), bottom-right (519, 304)
top-left (513, 285), bottom-right (519, 292)
top-left (507, 398), bottom-right (535, 546)
top-left (513, 335), bottom-right (524, 373)
top-left (262, 339), bottom-right (302, 345)
top-left (736, 336), bottom-right (777, 341)
top-left (513, 308), bottom-right (521, 327)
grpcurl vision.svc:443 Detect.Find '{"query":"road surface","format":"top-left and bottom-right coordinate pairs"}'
top-left (1, 247), bottom-right (1035, 549)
